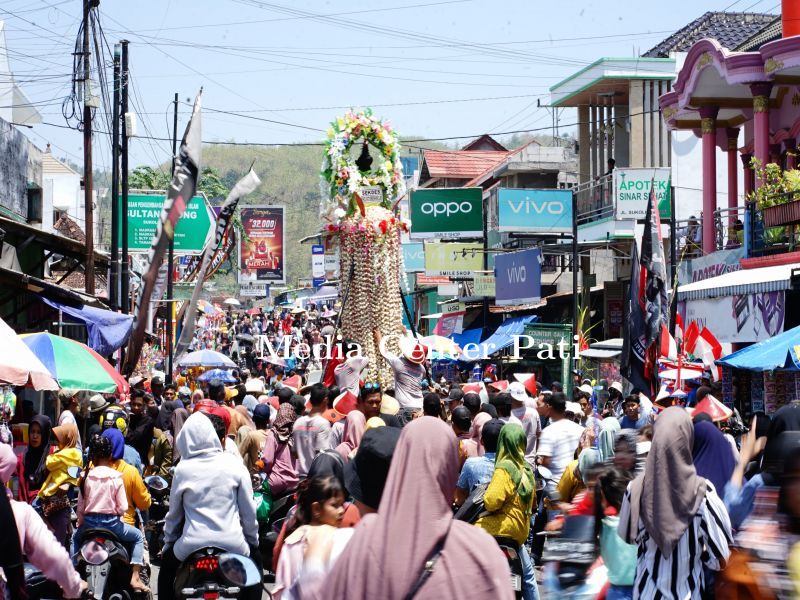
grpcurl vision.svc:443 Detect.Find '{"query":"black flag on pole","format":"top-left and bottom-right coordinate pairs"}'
top-left (123, 90), bottom-right (202, 375)
top-left (175, 168), bottom-right (261, 359)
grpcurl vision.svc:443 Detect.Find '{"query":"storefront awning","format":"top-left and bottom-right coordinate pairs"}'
top-left (677, 263), bottom-right (796, 301)
top-left (481, 315), bottom-right (538, 355)
top-left (40, 297), bottom-right (133, 356)
top-left (717, 324), bottom-right (800, 372)
top-left (450, 327), bottom-right (483, 349)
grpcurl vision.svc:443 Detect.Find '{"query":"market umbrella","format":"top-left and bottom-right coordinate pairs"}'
top-left (419, 335), bottom-right (462, 357)
top-left (688, 394), bottom-right (733, 422)
top-left (19, 332), bottom-right (127, 394)
top-left (0, 318), bottom-right (58, 390)
top-left (176, 349), bottom-right (237, 368)
top-left (223, 298), bottom-right (241, 306)
top-left (197, 368), bottom-right (237, 383)
top-left (197, 300), bottom-right (221, 317)
top-left (658, 366), bottom-right (705, 381)
top-left (246, 308), bottom-right (261, 316)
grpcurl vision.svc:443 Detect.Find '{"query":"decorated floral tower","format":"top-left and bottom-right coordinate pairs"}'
top-left (320, 109), bottom-right (409, 387)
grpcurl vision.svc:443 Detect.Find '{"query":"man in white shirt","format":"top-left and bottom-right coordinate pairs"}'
top-left (537, 392), bottom-right (584, 492)
top-left (293, 383), bottom-right (332, 478)
top-left (508, 382), bottom-right (541, 468)
top-left (334, 340), bottom-right (369, 397)
top-left (374, 330), bottom-right (425, 422)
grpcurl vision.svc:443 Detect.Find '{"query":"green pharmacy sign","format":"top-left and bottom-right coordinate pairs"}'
top-left (613, 168), bottom-right (672, 220)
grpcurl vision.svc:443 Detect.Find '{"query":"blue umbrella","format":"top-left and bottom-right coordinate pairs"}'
top-left (176, 349), bottom-right (237, 369)
top-left (197, 369), bottom-right (236, 383)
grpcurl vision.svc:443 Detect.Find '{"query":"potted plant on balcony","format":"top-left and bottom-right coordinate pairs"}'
top-left (749, 159), bottom-right (800, 227)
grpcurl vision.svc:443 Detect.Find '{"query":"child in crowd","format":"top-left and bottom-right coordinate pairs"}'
top-left (273, 475), bottom-right (349, 600)
top-left (595, 466), bottom-right (637, 600)
top-left (72, 436), bottom-right (148, 593)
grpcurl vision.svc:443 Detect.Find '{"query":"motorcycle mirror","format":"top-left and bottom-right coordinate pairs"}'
top-left (80, 540), bottom-right (109, 566)
top-left (144, 475), bottom-right (169, 491)
top-left (218, 553), bottom-right (260, 588)
top-left (67, 466), bottom-right (82, 479)
top-left (536, 466), bottom-right (552, 481)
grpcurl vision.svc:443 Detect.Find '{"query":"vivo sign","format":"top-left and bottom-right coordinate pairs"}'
top-left (495, 248), bottom-right (542, 307)
top-left (402, 243), bottom-right (425, 272)
top-left (497, 188), bottom-right (573, 233)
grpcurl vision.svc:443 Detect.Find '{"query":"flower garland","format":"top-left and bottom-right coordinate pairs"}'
top-left (320, 108), bottom-right (405, 225)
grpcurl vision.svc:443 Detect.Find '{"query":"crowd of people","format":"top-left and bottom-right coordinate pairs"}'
top-left (2, 307), bottom-right (800, 599)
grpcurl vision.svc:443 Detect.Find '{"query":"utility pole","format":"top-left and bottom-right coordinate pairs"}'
top-left (166, 92), bottom-right (178, 384)
top-left (82, 0), bottom-right (95, 295)
top-left (109, 43), bottom-right (121, 311)
top-left (120, 40), bottom-right (130, 313)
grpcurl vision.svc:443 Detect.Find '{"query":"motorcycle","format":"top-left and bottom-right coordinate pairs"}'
top-left (75, 528), bottom-right (147, 599)
top-left (541, 514), bottom-right (608, 599)
top-left (257, 483), bottom-right (296, 582)
top-left (174, 547), bottom-right (261, 600)
top-left (143, 475), bottom-right (170, 560)
top-left (24, 562), bottom-right (66, 600)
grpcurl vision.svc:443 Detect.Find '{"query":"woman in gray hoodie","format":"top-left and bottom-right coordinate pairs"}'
top-left (157, 412), bottom-right (260, 599)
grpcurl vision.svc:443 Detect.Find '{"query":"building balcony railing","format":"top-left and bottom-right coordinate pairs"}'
top-left (675, 206), bottom-right (746, 260)
top-left (575, 173), bottom-right (614, 225)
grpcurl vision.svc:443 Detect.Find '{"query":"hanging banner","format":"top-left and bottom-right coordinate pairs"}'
top-left (494, 248), bottom-right (542, 306)
top-left (677, 247), bottom-right (744, 285)
top-left (410, 188), bottom-right (483, 239)
top-left (613, 168), bottom-right (672, 220)
top-left (497, 188), bottom-right (573, 233)
top-left (402, 242), bottom-right (425, 272)
top-left (239, 206), bottom-right (285, 285)
top-left (424, 242), bottom-right (483, 278)
top-left (684, 290), bottom-right (785, 343)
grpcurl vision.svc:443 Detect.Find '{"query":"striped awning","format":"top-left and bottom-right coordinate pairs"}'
top-left (677, 263), bottom-right (797, 301)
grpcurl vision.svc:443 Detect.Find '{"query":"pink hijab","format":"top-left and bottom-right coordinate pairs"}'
top-left (470, 412), bottom-right (492, 456)
top-left (297, 417), bottom-right (514, 600)
top-left (335, 410), bottom-right (366, 460)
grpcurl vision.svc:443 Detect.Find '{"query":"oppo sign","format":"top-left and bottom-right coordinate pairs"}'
top-left (410, 187), bottom-right (483, 239)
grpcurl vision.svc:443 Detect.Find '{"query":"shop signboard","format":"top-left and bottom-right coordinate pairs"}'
top-left (417, 274), bottom-right (451, 285)
top-left (677, 247), bottom-right (744, 286)
top-left (124, 193), bottom-right (213, 254)
top-left (523, 323), bottom-right (573, 398)
top-left (494, 248), bottom-right (542, 307)
top-left (497, 188), bottom-right (573, 233)
top-left (239, 206), bottom-right (285, 285)
top-left (402, 243), bottom-right (425, 272)
top-left (613, 168), bottom-right (671, 220)
top-left (473, 274), bottom-right (496, 297)
top-left (240, 283), bottom-right (268, 297)
top-left (410, 188), bottom-right (483, 239)
top-left (684, 290), bottom-right (785, 343)
top-left (311, 244), bottom-right (325, 280)
top-left (423, 242), bottom-right (482, 278)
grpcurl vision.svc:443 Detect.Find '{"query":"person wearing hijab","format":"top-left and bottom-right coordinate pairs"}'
top-left (155, 386), bottom-right (184, 431)
top-left (292, 417), bottom-right (514, 600)
top-left (476, 423), bottom-right (539, 600)
top-left (38, 423), bottom-right (82, 545)
top-left (725, 406), bottom-right (800, 530)
top-left (101, 428), bottom-right (151, 527)
top-left (618, 407), bottom-right (732, 599)
top-left (613, 429), bottom-right (642, 476)
top-left (159, 412), bottom-right (259, 600)
top-left (335, 410), bottom-right (366, 461)
top-left (263, 403), bottom-right (300, 497)
top-left (17, 415), bottom-right (52, 502)
top-left (469, 411), bottom-right (492, 456)
top-left (231, 405), bottom-right (255, 453)
top-left (0, 444), bottom-right (86, 598)
top-left (692, 420), bottom-right (737, 496)
top-left (598, 416), bottom-right (620, 463)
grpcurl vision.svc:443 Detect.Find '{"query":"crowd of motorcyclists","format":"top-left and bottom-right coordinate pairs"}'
top-left (2, 307), bottom-right (800, 599)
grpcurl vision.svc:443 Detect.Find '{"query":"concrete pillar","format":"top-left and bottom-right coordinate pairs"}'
top-left (578, 105), bottom-right (590, 183)
top-left (786, 139), bottom-right (797, 171)
top-left (700, 106), bottom-right (719, 255)
top-left (590, 104), bottom-right (598, 179)
top-left (750, 82), bottom-right (773, 185)
top-left (727, 129), bottom-right (739, 229)
top-left (741, 153), bottom-right (754, 199)
top-left (629, 80), bottom-right (645, 167)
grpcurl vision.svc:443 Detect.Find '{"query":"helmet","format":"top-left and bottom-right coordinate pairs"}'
top-left (99, 404), bottom-right (129, 434)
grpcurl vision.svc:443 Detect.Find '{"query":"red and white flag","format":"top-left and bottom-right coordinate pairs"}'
top-left (695, 327), bottom-right (723, 381)
top-left (659, 323), bottom-right (678, 360)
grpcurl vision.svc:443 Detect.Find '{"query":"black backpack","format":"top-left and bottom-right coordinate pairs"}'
top-left (453, 482), bottom-right (490, 524)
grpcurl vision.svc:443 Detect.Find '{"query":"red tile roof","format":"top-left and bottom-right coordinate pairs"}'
top-left (422, 150), bottom-right (509, 180)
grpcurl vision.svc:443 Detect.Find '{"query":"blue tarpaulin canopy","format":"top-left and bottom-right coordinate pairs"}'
top-left (449, 327), bottom-right (483, 349)
top-left (717, 324), bottom-right (800, 372)
top-left (40, 297), bottom-right (133, 356)
top-left (480, 315), bottom-right (538, 355)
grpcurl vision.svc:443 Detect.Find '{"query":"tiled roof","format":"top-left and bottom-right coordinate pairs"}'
top-left (642, 11), bottom-right (777, 58)
top-left (53, 213), bottom-right (86, 244)
top-left (462, 134), bottom-right (508, 151)
top-left (422, 150), bottom-right (509, 180)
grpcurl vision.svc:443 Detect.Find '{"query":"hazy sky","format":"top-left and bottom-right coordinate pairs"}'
top-left (2, 0), bottom-right (781, 170)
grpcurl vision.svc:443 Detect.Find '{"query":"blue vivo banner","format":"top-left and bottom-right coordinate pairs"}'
top-left (497, 188), bottom-right (573, 233)
top-left (495, 248), bottom-right (542, 306)
top-left (402, 242), bottom-right (425, 272)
